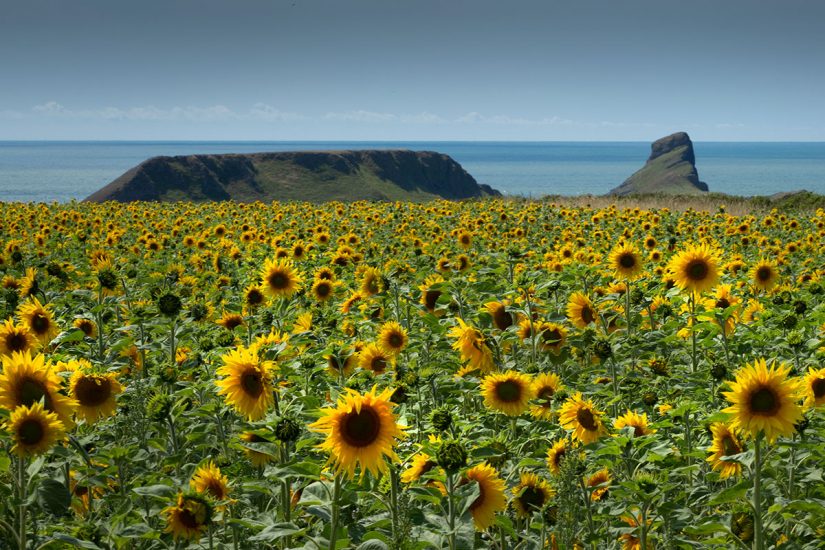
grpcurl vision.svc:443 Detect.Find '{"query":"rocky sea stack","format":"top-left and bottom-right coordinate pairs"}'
top-left (85, 150), bottom-right (500, 203)
top-left (609, 132), bottom-right (709, 196)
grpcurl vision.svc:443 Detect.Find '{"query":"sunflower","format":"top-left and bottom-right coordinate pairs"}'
top-left (448, 319), bottom-right (495, 373)
top-left (464, 463), bottom-right (507, 531)
top-left (419, 275), bottom-right (444, 314)
top-left (751, 259), bottom-right (779, 291)
top-left (481, 371), bottom-right (535, 416)
top-left (722, 359), bottom-right (803, 443)
top-left (309, 386), bottom-right (406, 478)
top-left (566, 293), bottom-right (597, 329)
top-left (537, 322), bottom-right (567, 354)
top-left (511, 472), bottom-right (554, 517)
top-left (803, 367), bottom-right (825, 408)
top-left (243, 284), bottom-right (266, 310)
top-left (706, 423), bottom-right (744, 479)
top-left (0, 318), bottom-right (39, 356)
top-left (18, 267), bottom-right (39, 298)
top-left (619, 512), bottom-right (652, 550)
top-left (742, 300), bottom-right (764, 324)
top-left (559, 393), bottom-right (607, 444)
top-left (190, 462), bottom-right (231, 501)
top-left (666, 243), bottom-right (721, 294)
top-left (260, 258), bottom-right (302, 298)
top-left (17, 298), bottom-right (59, 346)
top-left (546, 439), bottom-right (569, 476)
top-left (377, 321), bottom-right (408, 356)
top-left (359, 267), bottom-right (384, 297)
top-left (586, 469), bottom-right (611, 501)
top-left (163, 492), bottom-right (213, 541)
top-left (239, 431), bottom-right (276, 467)
top-left (401, 452), bottom-right (437, 483)
top-left (215, 346), bottom-right (275, 421)
top-left (72, 318), bottom-right (98, 338)
top-left (358, 343), bottom-right (395, 375)
top-left (483, 300), bottom-right (513, 331)
top-left (7, 401), bottom-right (66, 456)
top-left (702, 284), bottom-right (740, 336)
top-left (69, 367), bottom-right (124, 424)
top-left (311, 278), bottom-right (336, 302)
top-left (613, 410), bottom-right (655, 437)
top-left (0, 351), bottom-right (76, 426)
top-left (531, 372), bottom-right (563, 420)
top-left (608, 243), bottom-right (643, 280)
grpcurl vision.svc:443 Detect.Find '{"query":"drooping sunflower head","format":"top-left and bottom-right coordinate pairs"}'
top-left (666, 243), bottom-right (721, 295)
top-left (190, 461), bottom-right (231, 501)
top-left (483, 300), bottom-right (513, 331)
top-left (358, 343), bottom-right (395, 375)
top-left (217, 312), bottom-right (245, 331)
top-left (608, 243), bottom-right (643, 280)
top-left (566, 292), bottom-right (597, 329)
top-left (419, 275), bottom-right (444, 314)
top-left (511, 472), bottom-right (554, 517)
top-left (163, 492), bottom-right (214, 541)
top-left (7, 401), bottom-right (66, 457)
top-left (613, 410), bottom-right (655, 437)
top-left (239, 431), bottom-right (276, 467)
top-left (803, 367), bottom-right (825, 408)
top-left (0, 318), bottom-right (39, 356)
top-left (545, 439), bottom-right (569, 476)
top-left (400, 452), bottom-right (438, 483)
top-left (448, 319), bottom-right (494, 373)
top-left (309, 386), bottom-right (406, 478)
top-left (558, 392), bottom-right (608, 445)
top-left (69, 367), bottom-right (124, 424)
top-left (17, 297), bottom-right (59, 345)
top-left (751, 259), bottom-right (779, 292)
top-left (706, 423), bottom-right (744, 479)
top-left (722, 358), bottom-right (803, 443)
top-left (537, 322), bottom-right (567, 354)
top-left (530, 372), bottom-right (563, 420)
top-left (72, 318), bottom-right (98, 338)
top-left (586, 468), bottom-right (611, 501)
top-left (377, 321), bottom-right (408, 356)
top-left (0, 351), bottom-right (76, 426)
top-left (260, 258), bottom-right (302, 299)
top-left (463, 462), bottom-right (507, 531)
top-left (215, 346), bottom-right (275, 421)
top-left (359, 267), bottom-right (384, 297)
top-left (481, 371), bottom-right (535, 417)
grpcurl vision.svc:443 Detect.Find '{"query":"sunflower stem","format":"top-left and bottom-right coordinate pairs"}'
top-left (446, 473), bottom-right (456, 550)
top-left (169, 317), bottom-right (176, 368)
top-left (328, 474), bottom-right (342, 550)
top-left (689, 293), bottom-right (697, 374)
top-left (753, 433), bottom-right (764, 550)
top-left (625, 279), bottom-right (632, 337)
top-left (389, 466), bottom-right (400, 547)
top-left (17, 456), bottom-right (27, 550)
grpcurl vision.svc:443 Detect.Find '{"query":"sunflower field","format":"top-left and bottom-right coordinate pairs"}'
top-left (0, 199), bottom-right (824, 550)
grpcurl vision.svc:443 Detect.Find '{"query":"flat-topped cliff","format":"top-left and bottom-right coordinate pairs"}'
top-left (85, 150), bottom-right (500, 203)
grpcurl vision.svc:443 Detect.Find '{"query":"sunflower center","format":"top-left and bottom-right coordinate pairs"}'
top-left (632, 424), bottom-right (645, 437)
top-left (519, 486), bottom-right (546, 511)
top-left (316, 283), bottom-right (331, 297)
top-left (240, 369), bottom-right (264, 398)
top-left (469, 481), bottom-right (486, 511)
top-left (749, 387), bottom-right (779, 415)
top-left (722, 435), bottom-right (741, 456)
top-left (576, 407), bottom-right (598, 431)
top-left (543, 329), bottom-right (562, 344)
top-left (268, 272), bottom-right (288, 290)
top-left (17, 418), bottom-right (45, 445)
top-left (685, 260), bottom-right (709, 281)
top-left (206, 480), bottom-right (226, 500)
top-left (811, 378), bottom-right (825, 398)
top-left (493, 307), bottom-right (513, 330)
top-left (424, 290), bottom-right (441, 311)
top-left (371, 356), bottom-right (387, 373)
top-left (74, 376), bottom-right (112, 407)
top-left (17, 377), bottom-right (49, 408)
top-left (388, 333), bottom-right (404, 348)
top-left (247, 289), bottom-right (264, 305)
top-left (31, 313), bottom-right (51, 335)
top-left (177, 508), bottom-right (201, 529)
top-left (715, 298), bottom-right (731, 309)
top-left (6, 332), bottom-right (29, 352)
top-left (581, 306), bottom-right (595, 324)
top-left (552, 448), bottom-right (566, 468)
top-left (619, 254), bottom-right (636, 269)
top-left (756, 267), bottom-right (772, 282)
top-left (341, 407), bottom-right (381, 447)
top-left (537, 387), bottom-right (555, 402)
top-left (494, 380), bottom-right (522, 403)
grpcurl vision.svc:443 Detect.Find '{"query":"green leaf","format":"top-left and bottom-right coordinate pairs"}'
top-left (356, 540), bottom-right (390, 550)
top-left (248, 522), bottom-right (304, 542)
top-left (132, 485), bottom-right (176, 499)
top-left (37, 478), bottom-right (71, 516)
top-left (47, 534), bottom-right (103, 549)
top-left (709, 480), bottom-right (750, 505)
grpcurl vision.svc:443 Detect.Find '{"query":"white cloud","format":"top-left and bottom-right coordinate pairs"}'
top-left (323, 110), bottom-right (398, 122)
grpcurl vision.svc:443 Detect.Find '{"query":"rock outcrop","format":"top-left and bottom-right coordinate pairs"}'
top-left (609, 132), bottom-right (709, 196)
top-left (85, 150), bottom-right (500, 203)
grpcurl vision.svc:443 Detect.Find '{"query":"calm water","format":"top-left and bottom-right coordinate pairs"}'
top-left (1, 141), bottom-right (824, 202)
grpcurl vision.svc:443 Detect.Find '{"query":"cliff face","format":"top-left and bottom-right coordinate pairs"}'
top-left (84, 150), bottom-right (499, 203)
top-left (609, 132), bottom-right (709, 196)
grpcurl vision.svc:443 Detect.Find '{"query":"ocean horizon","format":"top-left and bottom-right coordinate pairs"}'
top-left (1, 140), bottom-right (825, 202)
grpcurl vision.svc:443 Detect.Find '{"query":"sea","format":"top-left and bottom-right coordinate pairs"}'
top-left (1, 141), bottom-right (824, 202)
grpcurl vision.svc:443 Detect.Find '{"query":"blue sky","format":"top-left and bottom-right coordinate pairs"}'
top-left (2, 0), bottom-right (824, 141)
